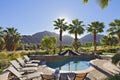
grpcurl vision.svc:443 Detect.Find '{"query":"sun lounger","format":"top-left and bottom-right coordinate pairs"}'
top-left (24, 55), bottom-right (40, 63)
top-left (10, 60), bottom-right (37, 73)
top-left (41, 73), bottom-right (55, 80)
top-left (74, 73), bottom-right (88, 80)
top-left (7, 66), bottom-right (42, 80)
top-left (17, 58), bottom-right (38, 67)
top-left (67, 73), bottom-right (75, 80)
top-left (59, 73), bottom-right (68, 80)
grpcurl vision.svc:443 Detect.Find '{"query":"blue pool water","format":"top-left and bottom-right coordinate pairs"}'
top-left (46, 57), bottom-right (92, 71)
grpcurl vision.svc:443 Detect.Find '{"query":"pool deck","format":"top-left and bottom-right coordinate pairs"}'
top-left (86, 59), bottom-right (120, 80)
top-left (0, 58), bottom-right (120, 80)
top-left (37, 59), bottom-right (120, 80)
top-left (59, 59), bottom-right (95, 73)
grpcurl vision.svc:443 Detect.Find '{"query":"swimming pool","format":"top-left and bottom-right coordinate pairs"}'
top-left (46, 57), bottom-right (92, 71)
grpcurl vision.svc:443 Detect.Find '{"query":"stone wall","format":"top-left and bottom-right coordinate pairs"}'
top-left (30, 55), bottom-right (76, 62)
top-left (30, 54), bottom-right (96, 62)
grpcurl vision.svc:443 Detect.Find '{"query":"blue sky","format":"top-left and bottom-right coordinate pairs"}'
top-left (0, 0), bottom-right (120, 38)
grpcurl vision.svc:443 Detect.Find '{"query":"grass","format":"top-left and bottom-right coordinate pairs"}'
top-left (103, 52), bottom-right (116, 55)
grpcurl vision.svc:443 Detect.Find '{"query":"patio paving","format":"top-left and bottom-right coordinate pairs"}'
top-left (36, 59), bottom-right (120, 80)
top-left (0, 58), bottom-right (120, 80)
top-left (86, 59), bottom-right (120, 80)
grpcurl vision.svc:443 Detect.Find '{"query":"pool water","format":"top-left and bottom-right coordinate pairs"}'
top-left (46, 57), bottom-right (91, 71)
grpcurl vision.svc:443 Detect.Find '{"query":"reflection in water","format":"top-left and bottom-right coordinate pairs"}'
top-left (75, 62), bottom-right (77, 71)
top-left (47, 57), bottom-right (91, 71)
top-left (69, 62), bottom-right (70, 71)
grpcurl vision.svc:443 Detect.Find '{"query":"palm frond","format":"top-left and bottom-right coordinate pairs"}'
top-left (82, 0), bottom-right (88, 4)
top-left (97, 0), bottom-right (111, 9)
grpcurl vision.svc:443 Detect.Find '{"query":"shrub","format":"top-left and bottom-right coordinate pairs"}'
top-left (0, 52), bottom-right (10, 73)
top-left (84, 42), bottom-right (93, 47)
top-left (0, 52), bottom-right (9, 59)
top-left (112, 53), bottom-right (120, 65)
top-left (9, 52), bottom-right (21, 60)
top-left (107, 48), bottom-right (117, 53)
top-left (0, 59), bottom-right (9, 70)
top-left (0, 52), bottom-right (29, 73)
top-left (79, 48), bottom-right (90, 52)
top-left (105, 75), bottom-right (120, 80)
top-left (95, 51), bottom-right (103, 55)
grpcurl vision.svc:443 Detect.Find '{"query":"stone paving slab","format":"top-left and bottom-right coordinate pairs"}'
top-left (0, 70), bottom-right (10, 80)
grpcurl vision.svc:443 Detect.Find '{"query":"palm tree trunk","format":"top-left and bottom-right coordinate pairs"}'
top-left (13, 43), bottom-right (17, 51)
top-left (53, 47), bottom-right (56, 54)
top-left (118, 33), bottom-right (120, 46)
top-left (75, 32), bottom-right (78, 52)
top-left (59, 29), bottom-right (62, 52)
top-left (93, 30), bottom-right (97, 52)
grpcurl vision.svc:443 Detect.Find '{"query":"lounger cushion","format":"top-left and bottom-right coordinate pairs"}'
top-left (24, 55), bottom-right (40, 63)
top-left (24, 63), bottom-right (38, 67)
top-left (17, 58), bottom-right (38, 67)
top-left (10, 60), bottom-right (38, 73)
top-left (21, 67), bottom-right (37, 72)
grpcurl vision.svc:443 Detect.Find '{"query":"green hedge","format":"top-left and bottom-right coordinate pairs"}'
top-left (0, 52), bottom-right (25, 73)
top-left (105, 75), bottom-right (120, 80)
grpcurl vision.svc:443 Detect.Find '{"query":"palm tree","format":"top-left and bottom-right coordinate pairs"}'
top-left (107, 19), bottom-right (120, 46)
top-left (54, 18), bottom-right (68, 52)
top-left (87, 21), bottom-right (104, 52)
top-left (4, 27), bottom-right (21, 51)
top-left (100, 35), bottom-right (118, 46)
top-left (0, 27), bottom-right (5, 51)
top-left (83, 0), bottom-right (111, 9)
top-left (112, 53), bottom-right (120, 66)
top-left (100, 36), bottom-right (108, 45)
top-left (68, 19), bottom-right (85, 52)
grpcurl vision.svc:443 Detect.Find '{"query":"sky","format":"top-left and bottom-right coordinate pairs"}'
top-left (0, 0), bottom-right (120, 38)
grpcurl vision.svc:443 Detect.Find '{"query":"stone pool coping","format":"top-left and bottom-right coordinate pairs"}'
top-left (36, 59), bottom-right (96, 74)
top-left (40, 59), bottom-right (120, 80)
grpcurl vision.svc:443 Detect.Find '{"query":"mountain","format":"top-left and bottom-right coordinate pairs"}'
top-left (21, 31), bottom-right (104, 45)
top-left (21, 31), bottom-right (74, 44)
top-left (80, 34), bottom-right (104, 44)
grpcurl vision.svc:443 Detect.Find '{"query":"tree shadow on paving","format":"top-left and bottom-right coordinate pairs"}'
top-left (90, 63), bottom-right (113, 77)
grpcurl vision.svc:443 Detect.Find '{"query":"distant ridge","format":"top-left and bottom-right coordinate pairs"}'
top-left (80, 34), bottom-right (104, 44)
top-left (21, 31), bottom-right (104, 45)
top-left (21, 31), bottom-right (74, 44)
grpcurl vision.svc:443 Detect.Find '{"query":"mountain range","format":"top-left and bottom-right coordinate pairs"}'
top-left (80, 34), bottom-right (104, 44)
top-left (21, 31), bottom-right (104, 45)
top-left (21, 31), bottom-right (74, 44)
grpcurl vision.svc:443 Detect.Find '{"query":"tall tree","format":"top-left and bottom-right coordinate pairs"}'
top-left (4, 27), bottom-right (21, 51)
top-left (83, 0), bottom-right (111, 9)
top-left (100, 35), bottom-right (118, 46)
top-left (0, 27), bottom-right (5, 51)
top-left (87, 21), bottom-right (104, 52)
top-left (68, 19), bottom-right (85, 52)
top-left (108, 19), bottom-right (120, 46)
top-left (54, 18), bottom-right (68, 52)
top-left (41, 36), bottom-right (57, 54)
